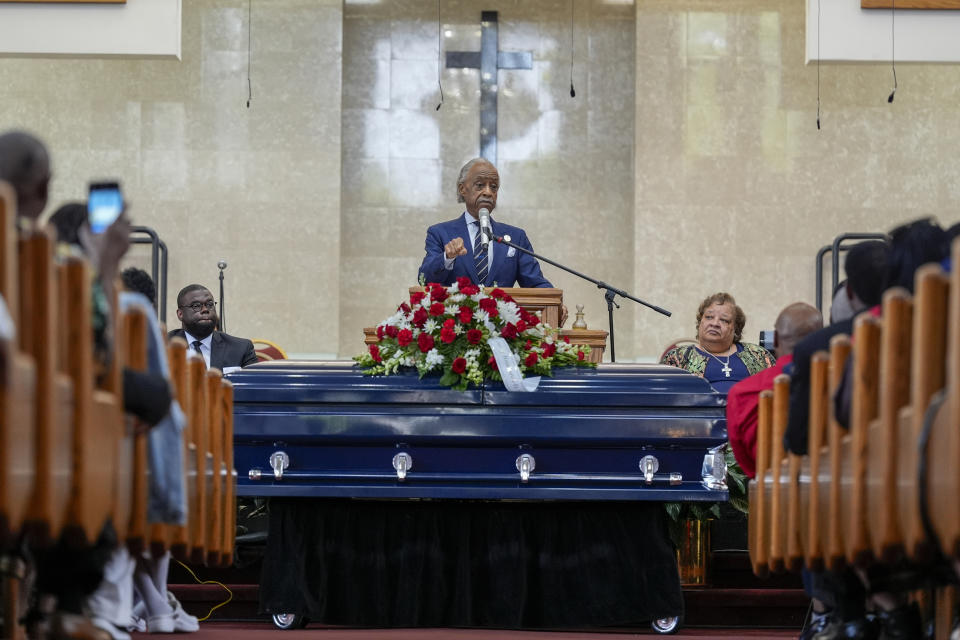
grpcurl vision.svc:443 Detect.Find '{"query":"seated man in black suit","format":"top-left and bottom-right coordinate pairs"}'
top-left (168, 284), bottom-right (257, 370)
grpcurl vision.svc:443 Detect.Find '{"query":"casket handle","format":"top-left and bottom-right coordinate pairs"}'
top-left (270, 450), bottom-right (290, 480)
top-left (392, 452), bottom-right (413, 481)
top-left (515, 453), bottom-right (536, 483)
top-left (639, 455), bottom-right (659, 484)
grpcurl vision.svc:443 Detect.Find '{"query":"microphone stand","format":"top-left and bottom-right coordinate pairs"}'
top-left (492, 235), bottom-right (670, 362)
top-left (218, 261), bottom-right (227, 333)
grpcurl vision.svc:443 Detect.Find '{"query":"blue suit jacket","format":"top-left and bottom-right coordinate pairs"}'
top-left (418, 215), bottom-right (552, 288)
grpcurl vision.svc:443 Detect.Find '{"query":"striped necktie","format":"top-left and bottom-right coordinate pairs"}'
top-left (473, 223), bottom-right (488, 285)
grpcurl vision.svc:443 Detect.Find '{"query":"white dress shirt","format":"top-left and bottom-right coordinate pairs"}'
top-left (183, 330), bottom-right (212, 368)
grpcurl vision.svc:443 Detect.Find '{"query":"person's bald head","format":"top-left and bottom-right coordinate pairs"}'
top-left (0, 130), bottom-right (51, 222)
top-left (774, 302), bottom-right (823, 359)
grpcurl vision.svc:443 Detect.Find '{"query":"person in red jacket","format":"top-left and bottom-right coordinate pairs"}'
top-left (726, 302), bottom-right (822, 478)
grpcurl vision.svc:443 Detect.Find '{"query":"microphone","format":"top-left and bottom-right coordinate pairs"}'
top-left (478, 207), bottom-right (492, 249)
top-left (218, 260), bottom-right (227, 332)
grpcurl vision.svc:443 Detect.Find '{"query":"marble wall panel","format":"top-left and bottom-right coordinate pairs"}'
top-left (0, 0), bottom-right (343, 357)
top-left (340, 0), bottom-right (636, 359)
top-left (634, 0), bottom-right (960, 362)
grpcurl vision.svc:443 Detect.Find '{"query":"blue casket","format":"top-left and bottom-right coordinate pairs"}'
top-left (229, 360), bottom-right (730, 504)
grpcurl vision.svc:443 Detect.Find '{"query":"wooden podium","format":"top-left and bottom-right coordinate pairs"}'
top-left (363, 287), bottom-right (607, 363)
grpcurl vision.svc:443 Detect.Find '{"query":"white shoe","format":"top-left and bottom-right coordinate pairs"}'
top-left (166, 591), bottom-right (200, 632)
top-left (147, 612), bottom-right (175, 633)
top-left (126, 614), bottom-right (146, 633)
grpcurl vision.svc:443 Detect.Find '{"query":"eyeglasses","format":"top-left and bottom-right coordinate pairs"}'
top-left (179, 301), bottom-right (216, 312)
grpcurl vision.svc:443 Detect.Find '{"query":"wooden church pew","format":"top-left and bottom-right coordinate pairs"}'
top-left (167, 339), bottom-right (193, 561)
top-left (748, 389), bottom-right (774, 577)
top-left (220, 380), bottom-right (236, 567)
top-left (768, 375), bottom-right (791, 573)
top-left (825, 335), bottom-right (852, 571)
top-left (18, 232), bottom-right (74, 547)
top-left (865, 288), bottom-right (914, 563)
top-left (840, 314), bottom-right (882, 567)
top-left (206, 368), bottom-right (224, 566)
top-left (927, 239), bottom-right (960, 560)
top-left (0, 181), bottom-right (36, 546)
top-left (799, 351), bottom-right (830, 571)
top-left (187, 354), bottom-right (208, 564)
top-left (897, 264), bottom-right (950, 562)
top-left (61, 257), bottom-right (117, 545)
top-left (121, 307), bottom-right (150, 552)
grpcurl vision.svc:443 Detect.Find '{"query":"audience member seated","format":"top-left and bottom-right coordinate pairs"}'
top-left (0, 129), bottom-right (50, 230)
top-left (726, 302), bottom-right (822, 479)
top-left (783, 240), bottom-right (889, 456)
top-left (168, 284), bottom-right (256, 370)
top-left (660, 292), bottom-right (774, 394)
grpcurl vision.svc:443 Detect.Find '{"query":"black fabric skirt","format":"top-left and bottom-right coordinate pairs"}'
top-left (260, 498), bottom-right (683, 629)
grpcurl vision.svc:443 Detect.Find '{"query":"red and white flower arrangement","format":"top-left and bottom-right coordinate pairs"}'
top-left (355, 277), bottom-right (595, 391)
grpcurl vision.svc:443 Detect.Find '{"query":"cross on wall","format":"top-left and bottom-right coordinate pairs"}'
top-left (445, 11), bottom-right (533, 166)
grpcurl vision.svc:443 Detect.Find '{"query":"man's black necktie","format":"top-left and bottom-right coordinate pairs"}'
top-left (473, 223), bottom-right (488, 285)
top-left (192, 340), bottom-right (203, 356)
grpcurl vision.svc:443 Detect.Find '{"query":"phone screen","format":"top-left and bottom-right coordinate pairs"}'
top-left (88, 182), bottom-right (123, 234)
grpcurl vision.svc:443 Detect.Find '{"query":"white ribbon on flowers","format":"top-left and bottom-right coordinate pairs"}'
top-left (488, 337), bottom-right (540, 392)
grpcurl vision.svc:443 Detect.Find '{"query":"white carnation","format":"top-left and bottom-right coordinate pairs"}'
top-left (497, 300), bottom-right (521, 325)
top-left (425, 348), bottom-right (445, 367)
top-left (423, 319), bottom-right (438, 334)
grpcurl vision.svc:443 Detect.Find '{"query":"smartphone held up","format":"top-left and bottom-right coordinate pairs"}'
top-left (88, 181), bottom-right (123, 234)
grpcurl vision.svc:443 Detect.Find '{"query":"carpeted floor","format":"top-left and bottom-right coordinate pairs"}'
top-left (131, 622), bottom-right (799, 638)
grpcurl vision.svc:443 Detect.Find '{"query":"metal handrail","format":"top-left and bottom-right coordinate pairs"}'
top-left (130, 225), bottom-right (169, 324)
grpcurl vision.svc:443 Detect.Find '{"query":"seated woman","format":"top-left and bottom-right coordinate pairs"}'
top-left (660, 292), bottom-right (774, 393)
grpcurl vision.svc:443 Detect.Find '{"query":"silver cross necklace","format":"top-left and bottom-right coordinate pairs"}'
top-left (698, 345), bottom-right (733, 377)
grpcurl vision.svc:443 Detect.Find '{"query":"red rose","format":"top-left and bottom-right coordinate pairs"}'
top-left (397, 329), bottom-right (413, 347)
top-left (490, 288), bottom-right (505, 299)
top-left (385, 325), bottom-right (398, 338)
top-left (369, 344), bottom-right (382, 362)
top-left (451, 357), bottom-right (467, 374)
top-left (456, 276), bottom-right (472, 289)
top-left (577, 350), bottom-right (585, 361)
top-left (543, 342), bottom-right (556, 357)
top-left (440, 327), bottom-right (456, 344)
top-left (524, 352), bottom-right (538, 368)
top-left (488, 355), bottom-right (498, 371)
top-left (478, 298), bottom-right (498, 315)
top-left (399, 302), bottom-right (411, 314)
top-left (501, 323), bottom-right (518, 339)
top-left (418, 333), bottom-right (435, 353)
top-left (503, 294), bottom-right (515, 304)
top-left (412, 307), bottom-right (428, 327)
top-left (522, 311), bottom-right (538, 325)
top-left (431, 284), bottom-right (448, 302)
top-left (563, 336), bottom-right (570, 343)
top-left (461, 284), bottom-right (479, 296)
top-left (410, 291), bottom-right (426, 306)
top-left (459, 306), bottom-right (473, 324)
top-left (376, 325), bottom-right (385, 339)
top-left (430, 302), bottom-right (446, 316)
top-left (467, 329), bottom-right (482, 344)
top-left (516, 319), bottom-right (527, 333)
top-left (524, 340), bottom-right (532, 350)
top-left (443, 317), bottom-right (455, 329)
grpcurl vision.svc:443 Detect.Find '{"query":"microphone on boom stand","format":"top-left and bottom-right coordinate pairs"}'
top-left (218, 260), bottom-right (227, 333)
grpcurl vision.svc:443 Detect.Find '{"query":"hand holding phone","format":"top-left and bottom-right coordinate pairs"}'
top-left (88, 181), bottom-right (124, 234)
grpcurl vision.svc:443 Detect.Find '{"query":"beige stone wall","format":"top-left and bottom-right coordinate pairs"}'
top-left (0, 0), bottom-right (343, 357)
top-left (340, 0), bottom-right (638, 359)
top-left (3, 1), bottom-right (958, 362)
top-left (633, 0), bottom-right (960, 361)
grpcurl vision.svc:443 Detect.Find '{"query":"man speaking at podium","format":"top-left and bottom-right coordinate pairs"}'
top-left (418, 158), bottom-right (552, 288)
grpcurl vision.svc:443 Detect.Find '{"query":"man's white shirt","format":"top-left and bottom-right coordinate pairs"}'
top-left (184, 330), bottom-right (212, 368)
top-left (443, 212), bottom-right (492, 272)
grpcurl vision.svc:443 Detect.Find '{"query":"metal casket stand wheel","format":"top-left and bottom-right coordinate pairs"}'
top-left (651, 615), bottom-right (682, 634)
top-left (271, 613), bottom-right (309, 630)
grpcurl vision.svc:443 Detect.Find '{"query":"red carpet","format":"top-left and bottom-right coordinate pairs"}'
top-left (132, 622), bottom-right (799, 638)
